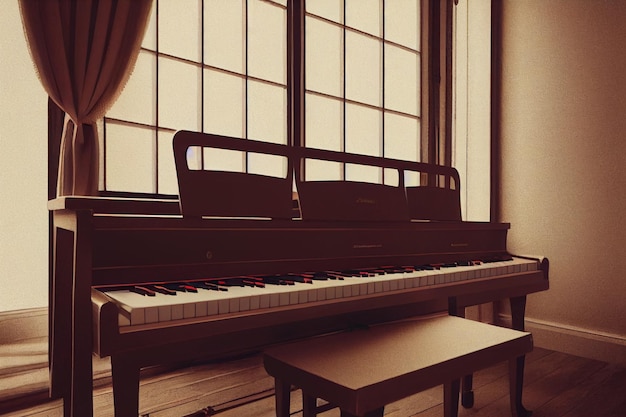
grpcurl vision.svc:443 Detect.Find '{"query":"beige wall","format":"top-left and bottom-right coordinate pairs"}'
top-left (499, 0), bottom-right (626, 363)
top-left (0, 1), bottom-right (48, 312)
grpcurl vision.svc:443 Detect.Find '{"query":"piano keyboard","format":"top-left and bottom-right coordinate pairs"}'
top-left (101, 257), bottom-right (538, 327)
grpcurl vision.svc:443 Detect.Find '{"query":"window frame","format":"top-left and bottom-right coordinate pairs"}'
top-left (48, 0), bottom-right (464, 203)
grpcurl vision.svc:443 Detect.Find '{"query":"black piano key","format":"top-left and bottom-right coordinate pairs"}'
top-left (246, 280), bottom-right (266, 288)
top-left (415, 265), bottom-right (435, 271)
top-left (218, 278), bottom-right (246, 287)
top-left (188, 282), bottom-right (214, 291)
top-left (324, 271), bottom-right (347, 280)
top-left (287, 274), bottom-right (313, 284)
top-left (260, 275), bottom-right (288, 285)
top-left (310, 272), bottom-right (329, 280)
top-left (204, 282), bottom-right (229, 291)
top-left (181, 284), bottom-right (198, 293)
top-left (163, 283), bottom-right (188, 292)
top-left (130, 286), bottom-right (156, 297)
top-left (148, 285), bottom-right (177, 295)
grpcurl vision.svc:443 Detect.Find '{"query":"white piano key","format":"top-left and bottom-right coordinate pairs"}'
top-left (326, 286), bottom-right (336, 300)
top-left (145, 307), bottom-right (159, 324)
top-left (289, 289), bottom-right (299, 305)
top-left (172, 304), bottom-right (184, 321)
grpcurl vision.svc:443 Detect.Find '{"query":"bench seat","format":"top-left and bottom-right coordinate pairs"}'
top-left (263, 315), bottom-right (533, 417)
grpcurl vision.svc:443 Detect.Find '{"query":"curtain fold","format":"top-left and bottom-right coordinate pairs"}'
top-left (19, 0), bottom-right (153, 196)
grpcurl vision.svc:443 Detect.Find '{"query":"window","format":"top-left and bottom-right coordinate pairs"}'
top-left (99, 0), bottom-right (490, 220)
top-left (303, 0), bottom-right (423, 186)
top-left (101, 0), bottom-right (429, 196)
top-left (103, 0), bottom-right (288, 195)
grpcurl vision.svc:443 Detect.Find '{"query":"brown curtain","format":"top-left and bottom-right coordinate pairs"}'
top-left (19, 0), bottom-right (153, 196)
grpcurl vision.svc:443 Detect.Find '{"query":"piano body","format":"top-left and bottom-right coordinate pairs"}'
top-left (48, 131), bottom-right (549, 417)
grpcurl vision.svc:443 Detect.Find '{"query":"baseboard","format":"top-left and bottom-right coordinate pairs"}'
top-left (4, 308), bottom-right (624, 368)
top-left (0, 307), bottom-right (47, 344)
top-left (497, 313), bottom-right (626, 367)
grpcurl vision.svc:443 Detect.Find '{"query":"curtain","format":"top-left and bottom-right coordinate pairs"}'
top-left (19, 0), bottom-right (153, 196)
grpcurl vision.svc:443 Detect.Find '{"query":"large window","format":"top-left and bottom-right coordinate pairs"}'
top-left (99, 0), bottom-right (491, 220)
top-left (101, 0), bottom-right (428, 195)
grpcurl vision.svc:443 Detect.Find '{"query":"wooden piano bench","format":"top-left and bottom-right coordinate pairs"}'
top-left (263, 315), bottom-right (533, 417)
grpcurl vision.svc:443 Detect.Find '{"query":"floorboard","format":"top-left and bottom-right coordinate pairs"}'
top-left (1, 338), bottom-right (624, 417)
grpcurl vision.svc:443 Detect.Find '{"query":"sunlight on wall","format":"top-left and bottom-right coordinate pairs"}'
top-left (0, 1), bottom-right (48, 312)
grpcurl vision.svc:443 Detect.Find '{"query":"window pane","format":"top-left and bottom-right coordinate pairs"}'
top-left (203, 148), bottom-right (245, 172)
top-left (385, 0), bottom-right (420, 50)
top-left (346, 0), bottom-right (381, 37)
top-left (107, 50), bottom-right (156, 125)
top-left (345, 163), bottom-right (381, 184)
top-left (204, 69), bottom-right (246, 138)
top-left (306, 0), bottom-right (344, 23)
top-left (187, 146), bottom-right (202, 170)
top-left (345, 103), bottom-right (381, 156)
top-left (384, 112), bottom-right (419, 161)
top-left (159, 0), bottom-right (201, 62)
top-left (383, 168), bottom-right (399, 186)
top-left (385, 44), bottom-right (419, 116)
top-left (105, 123), bottom-right (154, 193)
top-left (403, 170), bottom-right (420, 187)
top-left (306, 16), bottom-right (343, 97)
top-left (157, 130), bottom-right (178, 195)
top-left (247, 81), bottom-right (286, 144)
top-left (345, 31), bottom-right (382, 106)
top-left (305, 159), bottom-right (342, 181)
top-left (204, 0), bottom-right (245, 73)
top-left (248, 153), bottom-right (288, 178)
top-left (248, 0), bottom-right (286, 84)
top-left (158, 57), bottom-right (201, 131)
top-left (305, 93), bottom-right (343, 151)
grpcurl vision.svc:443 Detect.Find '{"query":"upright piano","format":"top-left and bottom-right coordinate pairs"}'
top-left (48, 131), bottom-right (548, 417)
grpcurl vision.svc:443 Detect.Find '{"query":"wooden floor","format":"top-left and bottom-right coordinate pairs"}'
top-left (1, 336), bottom-right (624, 417)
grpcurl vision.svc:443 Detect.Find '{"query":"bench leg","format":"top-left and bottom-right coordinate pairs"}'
top-left (448, 297), bottom-right (474, 409)
top-left (461, 374), bottom-right (474, 408)
top-left (302, 393), bottom-right (317, 417)
top-left (443, 379), bottom-right (461, 417)
top-left (509, 356), bottom-right (531, 417)
top-left (274, 378), bottom-right (291, 417)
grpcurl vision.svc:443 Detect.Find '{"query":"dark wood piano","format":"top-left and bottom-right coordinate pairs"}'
top-left (48, 131), bottom-right (549, 417)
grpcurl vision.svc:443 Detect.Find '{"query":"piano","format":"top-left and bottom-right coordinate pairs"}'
top-left (48, 131), bottom-right (549, 417)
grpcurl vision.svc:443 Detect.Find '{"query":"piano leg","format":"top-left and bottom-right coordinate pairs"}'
top-left (51, 215), bottom-right (95, 417)
top-left (111, 355), bottom-right (140, 417)
top-left (509, 295), bottom-right (532, 417)
top-left (49, 227), bottom-right (74, 416)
